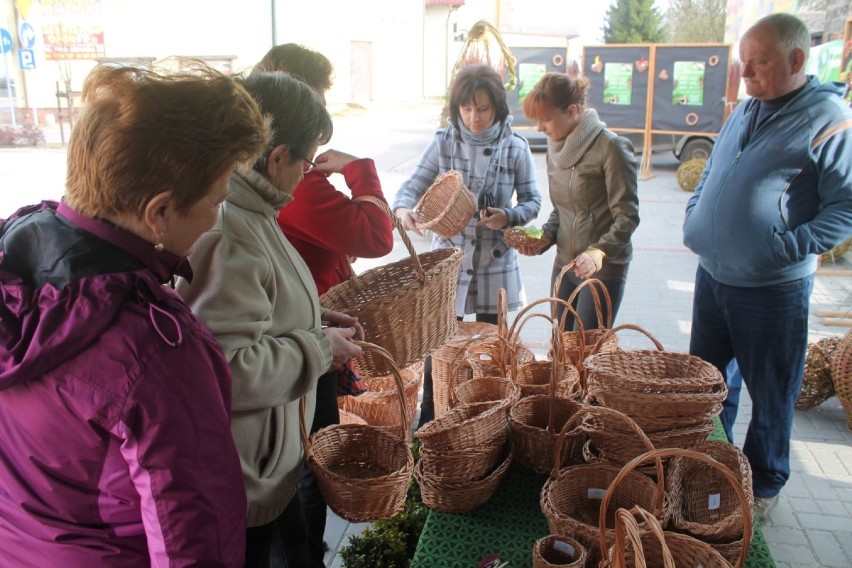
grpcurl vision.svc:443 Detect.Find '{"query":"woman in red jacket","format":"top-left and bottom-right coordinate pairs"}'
top-left (254, 43), bottom-right (395, 568)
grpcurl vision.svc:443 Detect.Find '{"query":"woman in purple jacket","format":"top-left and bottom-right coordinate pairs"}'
top-left (0, 64), bottom-right (268, 567)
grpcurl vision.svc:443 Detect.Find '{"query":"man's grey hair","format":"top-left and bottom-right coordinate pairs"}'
top-left (752, 13), bottom-right (810, 62)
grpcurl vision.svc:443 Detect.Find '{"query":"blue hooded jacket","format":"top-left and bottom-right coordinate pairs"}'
top-left (683, 76), bottom-right (852, 287)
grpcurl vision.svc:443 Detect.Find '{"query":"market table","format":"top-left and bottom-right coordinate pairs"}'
top-left (411, 420), bottom-right (776, 568)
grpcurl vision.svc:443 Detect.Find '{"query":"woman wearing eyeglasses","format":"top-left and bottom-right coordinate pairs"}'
top-left (175, 71), bottom-right (364, 568)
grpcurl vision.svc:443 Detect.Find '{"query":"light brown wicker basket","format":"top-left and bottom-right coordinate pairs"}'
top-left (320, 210), bottom-right (462, 377)
top-left (415, 399), bottom-right (510, 452)
top-left (540, 407), bottom-right (666, 556)
top-left (600, 449), bottom-right (753, 568)
top-left (338, 361), bottom-right (422, 431)
top-left (796, 337), bottom-right (841, 410)
top-left (338, 409), bottom-right (367, 426)
top-left (533, 534), bottom-right (587, 568)
top-left (603, 507), bottom-right (731, 568)
top-left (415, 442), bottom-right (513, 513)
top-left (831, 329), bottom-right (852, 430)
top-left (452, 375), bottom-right (521, 409)
top-left (302, 342), bottom-right (413, 523)
top-left (413, 170), bottom-right (477, 237)
top-left (431, 321), bottom-right (500, 419)
top-left (666, 441), bottom-right (754, 542)
top-left (418, 438), bottom-right (505, 484)
top-left (464, 335), bottom-right (536, 380)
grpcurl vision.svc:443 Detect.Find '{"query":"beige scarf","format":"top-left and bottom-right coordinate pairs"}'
top-left (548, 108), bottom-right (606, 169)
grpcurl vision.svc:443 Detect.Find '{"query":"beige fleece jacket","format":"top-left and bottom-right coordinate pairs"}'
top-left (176, 166), bottom-right (332, 527)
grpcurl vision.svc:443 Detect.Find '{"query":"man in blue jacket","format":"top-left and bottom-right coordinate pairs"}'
top-left (683, 12), bottom-right (852, 522)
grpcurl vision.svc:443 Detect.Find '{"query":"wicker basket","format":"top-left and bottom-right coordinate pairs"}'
top-left (303, 342), bottom-right (414, 522)
top-left (415, 443), bottom-right (513, 513)
top-left (600, 448), bottom-right (753, 568)
top-left (464, 335), bottom-right (535, 380)
top-left (338, 361), bottom-right (422, 431)
top-left (452, 375), bottom-right (521, 409)
top-left (504, 226), bottom-right (549, 254)
top-left (796, 337), bottom-right (841, 410)
top-left (338, 409), bottom-right (367, 426)
top-left (412, 170), bottom-right (477, 237)
top-left (552, 274), bottom-right (619, 377)
top-left (575, 405), bottom-right (659, 471)
top-left (602, 507), bottom-right (730, 568)
top-left (431, 321), bottom-right (500, 419)
top-left (415, 400), bottom-right (510, 452)
top-left (418, 438), bottom-right (505, 484)
top-left (676, 158), bottom-right (707, 192)
top-left (831, 330), bottom-right (852, 430)
top-left (320, 211), bottom-right (462, 377)
top-left (533, 534), bottom-right (587, 568)
top-left (666, 441), bottom-right (754, 542)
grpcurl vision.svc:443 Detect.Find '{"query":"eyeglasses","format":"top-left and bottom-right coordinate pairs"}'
top-left (302, 158), bottom-right (318, 174)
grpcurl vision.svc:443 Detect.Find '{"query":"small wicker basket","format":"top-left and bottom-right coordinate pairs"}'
top-left (504, 226), bottom-right (549, 254)
top-left (413, 170), bottom-right (477, 237)
top-left (338, 361), bottom-right (422, 431)
top-left (302, 342), bottom-right (413, 523)
top-left (533, 534), bottom-right (587, 568)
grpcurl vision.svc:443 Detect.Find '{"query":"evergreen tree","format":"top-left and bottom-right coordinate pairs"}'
top-left (666, 0), bottom-right (726, 43)
top-left (603, 0), bottom-right (666, 44)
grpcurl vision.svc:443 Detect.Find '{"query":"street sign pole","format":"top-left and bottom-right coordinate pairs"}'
top-left (1, 27), bottom-right (15, 128)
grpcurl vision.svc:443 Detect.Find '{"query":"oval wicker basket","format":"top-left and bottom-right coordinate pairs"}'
top-left (302, 341), bottom-right (413, 523)
top-left (504, 226), bottom-right (549, 254)
top-left (533, 534), bottom-right (588, 568)
top-left (415, 399), bottom-right (510, 452)
top-left (320, 212), bottom-right (462, 377)
top-left (452, 375), bottom-right (521, 409)
top-left (831, 329), bottom-right (852, 430)
top-left (338, 361), bottom-right (422, 431)
top-left (413, 170), bottom-right (477, 237)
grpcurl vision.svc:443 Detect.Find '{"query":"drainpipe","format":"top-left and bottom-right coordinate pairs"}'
top-left (270, 0), bottom-right (276, 47)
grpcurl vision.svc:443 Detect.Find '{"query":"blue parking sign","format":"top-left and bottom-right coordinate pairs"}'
top-left (18, 49), bottom-right (35, 70)
top-left (0, 28), bottom-right (12, 54)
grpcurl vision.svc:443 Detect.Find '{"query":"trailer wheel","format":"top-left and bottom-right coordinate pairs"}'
top-left (680, 138), bottom-right (714, 162)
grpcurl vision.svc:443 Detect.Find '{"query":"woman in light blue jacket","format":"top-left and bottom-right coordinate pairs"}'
top-left (394, 64), bottom-right (542, 425)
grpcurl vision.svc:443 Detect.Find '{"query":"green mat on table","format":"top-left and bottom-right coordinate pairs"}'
top-left (411, 418), bottom-right (775, 567)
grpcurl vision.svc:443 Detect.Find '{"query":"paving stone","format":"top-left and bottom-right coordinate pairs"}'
top-left (811, 449), bottom-right (852, 477)
top-left (786, 496), bottom-right (819, 514)
top-left (816, 499), bottom-right (850, 517)
top-left (806, 530), bottom-right (851, 567)
top-left (761, 525), bottom-right (809, 546)
top-left (797, 512), bottom-right (851, 532)
top-left (767, 543), bottom-right (816, 564)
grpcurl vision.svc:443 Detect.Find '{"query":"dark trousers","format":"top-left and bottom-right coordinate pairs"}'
top-left (417, 313), bottom-right (498, 429)
top-left (297, 370), bottom-right (340, 568)
top-left (245, 495), bottom-right (307, 568)
top-left (689, 265), bottom-right (813, 498)
top-left (550, 264), bottom-right (628, 332)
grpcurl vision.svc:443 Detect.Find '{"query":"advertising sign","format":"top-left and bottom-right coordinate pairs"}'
top-left (41, 0), bottom-right (105, 60)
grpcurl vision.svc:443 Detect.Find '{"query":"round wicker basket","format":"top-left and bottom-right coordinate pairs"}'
top-left (795, 337), bottom-right (840, 410)
top-left (676, 158), bottom-right (707, 192)
top-left (413, 170), bottom-right (477, 237)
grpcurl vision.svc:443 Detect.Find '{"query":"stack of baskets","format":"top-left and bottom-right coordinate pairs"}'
top-left (584, 324), bottom-right (727, 455)
top-left (414, 397), bottom-right (514, 513)
top-left (338, 361), bottom-right (422, 432)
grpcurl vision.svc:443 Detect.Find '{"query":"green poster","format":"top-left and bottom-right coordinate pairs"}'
top-left (672, 61), bottom-right (705, 106)
top-left (518, 63), bottom-right (547, 106)
top-left (806, 40), bottom-right (842, 83)
top-left (603, 63), bottom-right (633, 105)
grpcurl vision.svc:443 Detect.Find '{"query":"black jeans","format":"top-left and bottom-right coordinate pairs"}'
top-left (245, 495), bottom-right (307, 568)
top-left (297, 370), bottom-right (340, 567)
top-left (550, 264), bottom-right (628, 332)
top-left (417, 313), bottom-right (499, 429)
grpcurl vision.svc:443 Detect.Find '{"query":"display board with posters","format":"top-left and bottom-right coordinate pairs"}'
top-left (507, 47), bottom-right (569, 131)
top-left (582, 45), bottom-right (652, 130)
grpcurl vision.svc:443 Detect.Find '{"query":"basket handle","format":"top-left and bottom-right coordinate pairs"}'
top-left (564, 277), bottom-right (614, 330)
top-left (300, 341), bottom-right (411, 450)
top-left (612, 507), bottom-right (676, 568)
top-left (507, 296), bottom-right (586, 349)
top-left (497, 287), bottom-right (509, 341)
top-left (588, 323), bottom-right (664, 359)
top-left (355, 195), bottom-right (426, 285)
top-left (599, 448), bottom-right (753, 568)
top-left (446, 333), bottom-right (510, 407)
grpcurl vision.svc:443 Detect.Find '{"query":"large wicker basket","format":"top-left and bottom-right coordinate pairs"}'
top-left (831, 329), bottom-right (852, 430)
top-left (338, 361), bottom-right (422, 431)
top-left (303, 342), bottom-right (413, 522)
top-left (320, 211), bottom-right (462, 376)
top-left (600, 448), bottom-right (753, 568)
top-left (413, 170), bottom-right (477, 237)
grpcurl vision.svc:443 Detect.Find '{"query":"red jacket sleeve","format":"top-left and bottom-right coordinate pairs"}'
top-left (278, 158), bottom-right (394, 258)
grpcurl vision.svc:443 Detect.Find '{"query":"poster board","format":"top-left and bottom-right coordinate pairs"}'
top-left (507, 47), bottom-right (569, 130)
top-left (842, 18), bottom-right (852, 107)
top-left (583, 43), bottom-right (730, 177)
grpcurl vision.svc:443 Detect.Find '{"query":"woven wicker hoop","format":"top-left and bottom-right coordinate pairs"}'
top-left (320, 210), bottom-right (462, 376)
top-left (413, 170), bottom-right (477, 237)
top-left (302, 341), bottom-right (413, 523)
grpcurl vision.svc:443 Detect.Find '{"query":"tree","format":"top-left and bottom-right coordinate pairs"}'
top-left (666, 0), bottom-right (726, 43)
top-left (603, 0), bottom-right (666, 44)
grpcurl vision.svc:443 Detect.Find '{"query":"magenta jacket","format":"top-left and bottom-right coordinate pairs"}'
top-left (0, 202), bottom-right (246, 567)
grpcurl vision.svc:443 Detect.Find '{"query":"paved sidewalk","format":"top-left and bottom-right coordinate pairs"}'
top-left (322, 107), bottom-right (852, 567)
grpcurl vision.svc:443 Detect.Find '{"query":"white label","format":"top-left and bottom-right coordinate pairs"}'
top-left (707, 493), bottom-right (721, 510)
top-left (587, 487), bottom-right (606, 499)
top-left (552, 540), bottom-right (576, 557)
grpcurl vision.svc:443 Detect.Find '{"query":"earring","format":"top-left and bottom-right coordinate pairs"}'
top-left (154, 242), bottom-right (164, 253)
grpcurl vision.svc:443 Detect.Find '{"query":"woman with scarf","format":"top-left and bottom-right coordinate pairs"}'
top-left (394, 63), bottom-right (541, 426)
top-left (520, 72), bottom-right (639, 332)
